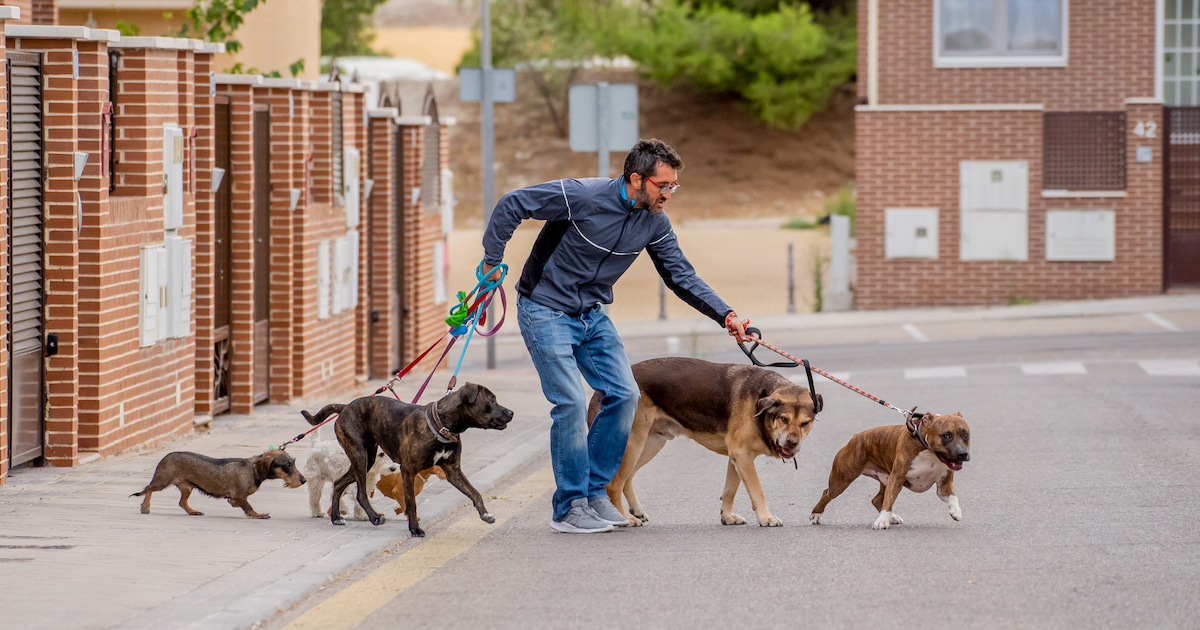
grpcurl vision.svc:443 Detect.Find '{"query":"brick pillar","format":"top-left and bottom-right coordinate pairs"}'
top-left (31, 0), bottom-right (55, 25)
top-left (1125, 100), bottom-right (1165, 292)
top-left (76, 39), bottom-right (109, 453)
top-left (8, 0), bottom-right (31, 25)
top-left (219, 81), bottom-right (258, 414)
top-left (396, 119), bottom-right (442, 370)
top-left (23, 36), bottom-right (80, 466)
top-left (367, 112), bottom-right (397, 378)
top-left (193, 52), bottom-right (216, 415)
top-left (262, 84), bottom-right (295, 402)
top-left (349, 91), bottom-right (369, 380)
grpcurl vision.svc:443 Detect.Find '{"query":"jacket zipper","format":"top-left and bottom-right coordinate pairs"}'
top-left (577, 210), bottom-right (633, 313)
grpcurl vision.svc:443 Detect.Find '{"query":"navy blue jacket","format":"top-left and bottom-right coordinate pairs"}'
top-left (482, 176), bottom-right (732, 325)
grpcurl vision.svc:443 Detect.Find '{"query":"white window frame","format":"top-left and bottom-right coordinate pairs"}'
top-left (934, 0), bottom-right (1069, 68)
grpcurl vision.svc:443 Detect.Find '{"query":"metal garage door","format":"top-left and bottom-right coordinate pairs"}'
top-left (213, 98), bottom-right (232, 414)
top-left (7, 51), bottom-right (45, 467)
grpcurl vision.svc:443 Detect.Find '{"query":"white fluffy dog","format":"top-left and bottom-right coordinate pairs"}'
top-left (304, 430), bottom-right (399, 521)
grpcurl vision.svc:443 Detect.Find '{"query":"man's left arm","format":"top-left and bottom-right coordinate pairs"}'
top-left (646, 230), bottom-right (751, 343)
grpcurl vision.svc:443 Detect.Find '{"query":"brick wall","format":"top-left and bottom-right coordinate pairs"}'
top-left (261, 86), bottom-right (295, 402)
top-left (218, 82), bottom-right (257, 414)
top-left (193, 52), bottom-right (215, 416)
top-left (31, 0), bottom-right (55, 25)
top-left (8, 0), bottom-right (32, 25)
top-left (397, 122), bottom-right (444, 376)
top-left (288, 86), bottom-right (357, 401)
top-left (349, 92), bottom-right (370, 381)
top-left (856, 106), bottom-right (1163, 309)
top-left (873, 0), bottom-right (1157, 108)
top-left (77, 46), bottom-right (196, 456)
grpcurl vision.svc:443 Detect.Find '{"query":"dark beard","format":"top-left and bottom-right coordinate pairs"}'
top-left (634, 183), bottom-right (662, 214)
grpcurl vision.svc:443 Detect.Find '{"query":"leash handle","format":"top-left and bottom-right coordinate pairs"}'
top-left (738, 327), bottom-right (800, 368)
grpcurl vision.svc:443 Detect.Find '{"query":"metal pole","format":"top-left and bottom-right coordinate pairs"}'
top-left (658, 279), bottom-right (666, 320)
top-left (787, 243), bottom-right (796, 314)
top-left (597, 81), bottom-right (610, 178)
top-left (481, 0), bottom-right (496, 369)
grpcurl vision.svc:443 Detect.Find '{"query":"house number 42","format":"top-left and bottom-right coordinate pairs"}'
top-left (1133, 121), bottom-right (1158, 138)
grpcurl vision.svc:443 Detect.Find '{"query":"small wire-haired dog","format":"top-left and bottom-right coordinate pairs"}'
top-left (132, 449), bottom-right (306, 519)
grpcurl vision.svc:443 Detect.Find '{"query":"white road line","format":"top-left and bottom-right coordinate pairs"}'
top-left (1020, 361), bottom-right (1087, 375)
top-left (1137, 359), bottom-right (1200, 376)
top-left (901, 324), bottom-right (929, 342)
top-left (1143, 312), bottom-right (1182, 332)
top-left (904, 366), bottom-right (967, 379)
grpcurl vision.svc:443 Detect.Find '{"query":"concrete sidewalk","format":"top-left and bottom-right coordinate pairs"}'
top-left (0, 368), bottom-right (552, 630)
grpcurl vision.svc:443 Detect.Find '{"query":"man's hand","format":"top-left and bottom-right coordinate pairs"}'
top-left (725, 312), bottom-right (752, 344)
top-left (481, 262), bottom-right (503, 283)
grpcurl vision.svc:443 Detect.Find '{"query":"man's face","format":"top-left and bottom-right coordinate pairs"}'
top-left (634, 163), bottom-right (678, 214)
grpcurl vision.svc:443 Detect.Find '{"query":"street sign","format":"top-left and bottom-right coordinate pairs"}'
top-left (460, 67), bottom-right (516, 102)
top-left (569, 83), bottom-right (638, 153)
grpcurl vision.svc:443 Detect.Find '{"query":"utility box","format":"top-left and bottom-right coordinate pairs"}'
top-left (886, 208), bottom-right (939, 259)
top-left (163, 125), bottom-right (184, 230)
top-left (960, 161), bottom-right (1028, 261)
top-left (1046, 210), bottom-right (1115, 261)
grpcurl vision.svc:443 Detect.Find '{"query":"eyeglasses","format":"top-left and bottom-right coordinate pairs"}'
top-left (644, 177), bottom-right (680, 194)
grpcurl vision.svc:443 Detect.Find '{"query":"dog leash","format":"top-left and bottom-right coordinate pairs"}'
top-left (736, 327), bottom-right (926, 440)
top-left (277, 262), bottom-right (509, 450)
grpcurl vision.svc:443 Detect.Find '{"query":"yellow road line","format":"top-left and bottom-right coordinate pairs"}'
top-left (281, 466), bottom-right (554, 630)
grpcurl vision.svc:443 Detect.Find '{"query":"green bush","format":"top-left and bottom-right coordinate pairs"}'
top-left (823, 184), bottom-right (855, 233)
top-left (619, 1), bottom-right (856, 129)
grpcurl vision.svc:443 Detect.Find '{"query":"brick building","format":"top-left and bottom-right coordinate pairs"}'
top-left (0, 10), bottom-right (450, 483)
top-left (856, 0), bottom-right (1194, 308)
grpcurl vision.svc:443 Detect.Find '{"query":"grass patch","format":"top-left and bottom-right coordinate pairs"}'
top-left (783, 216), bottom-right (820, 230)
top-left (1007, 297), bottom-right (1037, 306)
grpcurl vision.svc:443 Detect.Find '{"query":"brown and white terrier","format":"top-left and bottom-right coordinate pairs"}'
top-left (374, 466), bottom-right (446, 515)
top-left (810, 412), bottom-right (970, 529)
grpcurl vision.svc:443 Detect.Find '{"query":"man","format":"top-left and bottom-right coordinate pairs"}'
top-left (481, 139), bottom-right (750, 534)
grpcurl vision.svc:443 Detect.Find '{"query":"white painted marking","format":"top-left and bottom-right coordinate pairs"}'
top-left (1138, 360), bottom-right (1200, 376)
top-left (1020, 361), bottom-right (1087, 375)
top-left (902, 323), bottom-right (929, 342)
top-left (1144, 312), bottom-right (1182, 332)
top-left (904, 366), bottom-right (967, 379)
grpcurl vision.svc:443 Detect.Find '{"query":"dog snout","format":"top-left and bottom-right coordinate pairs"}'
top-left (957, 451), bottom-right (970, 462)
top-left (298, 473), bottom-right (307, 485)
top-left (784, 437), bottom-right (800, 450)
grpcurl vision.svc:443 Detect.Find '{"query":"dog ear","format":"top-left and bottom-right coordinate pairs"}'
top-left (461, 383), bottom-right (479, 404)
top-left (814, 393), bottom-right (824, 414)
top-left (755, 395), bottom-right (781, 417)
top-left (256, 453), bottom-right (274, 479)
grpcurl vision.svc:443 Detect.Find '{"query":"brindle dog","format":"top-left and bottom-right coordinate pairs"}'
top-left (302, 383), bottom-right (514, 537)
top-left (589, 357), bottom-right (822, 528)
top-left (131, 449), bottom-right (306, 518)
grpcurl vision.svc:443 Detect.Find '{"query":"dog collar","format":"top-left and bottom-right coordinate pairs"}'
top-left (906, 413), bottom-right (931, 451)
top-left (425, 403), bottom-right (458, 444)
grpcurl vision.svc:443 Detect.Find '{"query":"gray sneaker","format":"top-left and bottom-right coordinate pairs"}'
top-left (550, 498), bottom-right (614, 534)
top-left (587, 496), bottom-right (630, 527)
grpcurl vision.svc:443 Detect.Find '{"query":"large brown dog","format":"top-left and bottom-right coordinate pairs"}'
top-left (131, 449), bottom-right (306, 518)
top-left (302, 383), bottom-right (513, 537)
top-left (589, 357), bottom-right (821, 527)
top-left (809, 412), bottom-right (970, 529)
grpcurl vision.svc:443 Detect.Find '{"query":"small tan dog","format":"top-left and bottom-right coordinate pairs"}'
top-left (810, 411), bottom-right (970, 530)
top-left (374, 466), bottom-right (446, 515)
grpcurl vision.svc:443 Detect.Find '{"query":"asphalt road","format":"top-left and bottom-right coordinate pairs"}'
top-left (263, 322), bottom-right (1200, 630)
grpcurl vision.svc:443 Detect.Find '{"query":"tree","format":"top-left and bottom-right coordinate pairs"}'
top-left (322, 0), bottom-right (388, 57)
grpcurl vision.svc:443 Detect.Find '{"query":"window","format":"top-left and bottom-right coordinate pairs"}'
top-left (1043, 112), bottom-right (1126, 191)
top-left (935, 0), bottom-right (1068, 67)
top-left (1165, 0), bottom-right (1200, 105)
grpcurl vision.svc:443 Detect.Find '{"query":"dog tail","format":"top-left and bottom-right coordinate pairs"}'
top-left (302, 403), bottom-right (345, 426)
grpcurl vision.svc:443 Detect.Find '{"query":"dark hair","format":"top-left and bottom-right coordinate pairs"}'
top-left (623, 138), bottom-right (683, 180)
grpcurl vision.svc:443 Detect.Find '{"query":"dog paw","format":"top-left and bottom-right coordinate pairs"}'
top-left (627, 514), bottom-right (644, 527)
top-left (872, 512), bottom-right (894, 530)
top-left (189, 511), bottom-right (205, 516)
top-left (480, 513), bottom-right (495, 524)
top-left (631, 511), bottom-right (648, 523)
top-left (721, 512), bottom-right (747, 526)
top-left (332, 518), bottom-right (346, 526)
top-left (809, 513), bottom-right (822, 525)
top-left (890, 513), bottom-right (904, 525)
top-left (370, 514), bottom-right (387, 527)
top-left (353, 512), bottom-right (369, 522)
top-left (757, 514), bottom-right (783, 527)
top-left (253, 513), bottom-right (271, 519)
top-left (948, 495), bottom-right (962, 521)
top-left (410, 527), bottom-right (426, 538)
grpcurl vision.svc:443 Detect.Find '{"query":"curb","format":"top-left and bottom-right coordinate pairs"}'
top-left (111, 429), bottom-right (549, 630)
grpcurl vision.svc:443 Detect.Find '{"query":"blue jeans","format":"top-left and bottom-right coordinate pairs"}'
top-left (517, 295), bottom-right (640, 521)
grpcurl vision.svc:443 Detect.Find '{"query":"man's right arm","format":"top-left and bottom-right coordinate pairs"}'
top-left (481, 180), bottom-right (573, 277)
